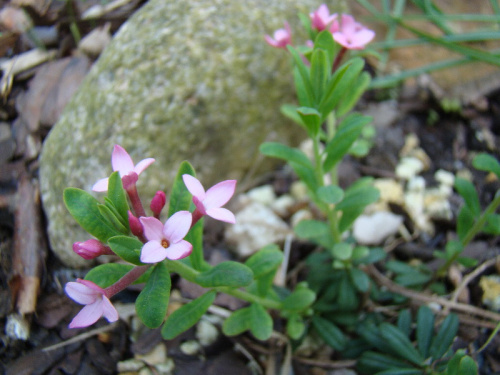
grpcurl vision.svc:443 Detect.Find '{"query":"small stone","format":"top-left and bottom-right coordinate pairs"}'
top-left (180, 340), bottom-right (202, 356)
top-left (373, 178), bottom-right (404, 205)
top-left (290, 181), bottom-right (309, 201)
top-left (396, 157), bottom-right (424, 180)
top-left (5, 314), bottom-right (30, 340)
top-left (399, 133), bottom-right (420, 156)
top-left (225, 201), bottom-right (291, 258)
top-left (363, 100), bottom-right (399, 129)
top-left (246, 185), bottom-right (276, 206)
top-left (270, 194), bottom-right (295, 218)
top-left (353, 211), bottom-right (404, 245)
top-left (424, 188), bottom-right (453, 221)
top-left (328, 370), bottom-right (358, 375)
top-left (135, 344), bottom-right (167, 366)
top-left (117, 359), bottom-right (145, 372)
top-left (196, 319), bottom-right (219, 347)
top-left (480, 275), bottom-right (500, 311)
top-left (435, 169), bottom-right (455, 187)
top-left (78, 23), bottom-right (112, 57)
top-left (290, 209), bottom-right (313, 228)
top-left (155, 359), bottom-right (175, 375)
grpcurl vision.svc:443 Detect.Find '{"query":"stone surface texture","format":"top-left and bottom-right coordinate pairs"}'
top-left (40, 0), bottom-right (346, 267)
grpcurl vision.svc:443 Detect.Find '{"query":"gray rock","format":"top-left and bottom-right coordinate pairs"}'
top-left (40, 0), bottom-right (346, 267)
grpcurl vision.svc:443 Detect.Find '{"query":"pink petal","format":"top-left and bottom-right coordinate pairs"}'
top-left (352, 29), bottom-right (375, 47)
top-left (333, 33), bottom-right (350, 48)
top-left (206, 207), bottom-right (236, 224)
top-left (163, 211), bottom-right (192, 243)
top-left (133, 158), bottom-right (155, 176)
top-left (204, 180), bottom-right (236, 210)
top-left (165, 240), bottom-right (193, 260)
top-left (265, 35), bottom-right (280, 48)
top-left (101, 297), bottom-right (119, 322)
top-left (111, 145), bottom-right (135, 175)
top-left (68, 300), bottom-right (104, 328)
top-left (140, 217), bottom-right (165, 242)
top-left (193, 196), bottom-right (207, 215)
top-left (65, 282), bottom-right (99, 305)
top-left (182, 174), bottom-right (206, 199)
top-left (92, 177), bottom-right (109, 192)
top-left (140, 241), bottom-right (168, 263)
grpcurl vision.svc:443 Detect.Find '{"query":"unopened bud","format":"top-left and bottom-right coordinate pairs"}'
top-left (150, 191), bottom-right (166, 217)
top-left (128, 211), bottom-right (143, 237)
top-left (73, 239), bottom-right (106, 260)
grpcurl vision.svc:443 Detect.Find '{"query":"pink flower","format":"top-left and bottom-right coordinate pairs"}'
top-left (65, 279), bottom-right (118, 328)
top-left (92, 145), bottom-right (155, 192)
top-left (182, 175), bottom-right (236, 224)
top-left (330, 14), bottom-right (375, 50)
top-left (265, 22), bottom-right (292, 49)
top-left (73, 239), bottom-right (111, 260)
top-left (310, 4), bottom-right (337, 31)
top-left (140, 211), bottom-right (193, 263)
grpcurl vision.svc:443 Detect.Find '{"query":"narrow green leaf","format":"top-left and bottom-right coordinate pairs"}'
top-left (337, 273), bottom-right (359, 310)
top-left (260, 142), bottom-right (314, 169)
top-left (84, 263), bottom-right (134, 288)
top-left (294, 219), bottom-right (329, 239)
top-left (186, 217), bottom-right (206, 271)
top-left (376, 369), bottom-right (423, 375)
top-left (317, 185), bottom-right (344, 205)
top-left (162, 291), bottom-right (216, 340)
top-left (454, 177), bottom-right (480, 217)
top-left (357, 351), bottom-right (418, 374)
top-left (310, 48), bottom-right (329, 103)
top-left (349, 268), bottom-right (370, 292)
top-left (97, 204), bottom-right (128, 234)
top-left (290, 162), bottom-right (319, 194)
top-left (416, 305), bottom-right (435, 359)
top-left (293, 66), bottom-right (313, 107)
top-left (472, 153), bottom-right (500, 180)
top-left (397, 309), bottom-right (412, 337)
top-left (336, 185), bottom-right (380, 211)
top-left (287, 45), bottom-right (315, 105)
top-left (195, 261), bottom-right (253, 288)
top-left (323, 114), bottom-right (372, 171)
top-left (168, 161), bottom-right (196, 217)
top-left (245, 244), bottom-right (283, 279)
top-left (108, 235), bottom-right (144, 265)
top-left (312, 316), bottom-right (346, 350)
top-left (395, 271), bottom-right (431, 287)
top-left (64, 188), bottom-right (122, 242)
top-left (337, 71), bottom-right (371, 117)
top-left (280, 104), bottom-right (308, 131)
top-left (380, 322), bottom-right (424, 366)
top-left (314, 30), bottom-right (335, 67)
top-left (136, 263), bottom-right (171, 328)
top-left (457, 206), bottom-right (476, 241)
top-left (447, 349), bottom-right (466, 375)
top-left (429, 313), bottom-right (459, 360)
top-left (297, 107), bottom-right (322, 137)
top-left (223, 307), bottom-right (251, 336)
top-left (249, 303), bottom-right (273, 341)
top-left (106, 171), bottom-right (130, 227)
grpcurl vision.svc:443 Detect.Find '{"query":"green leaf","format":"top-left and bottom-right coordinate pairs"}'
top-left (357, 351), bottom-right (418, 374)
top-left (195, 261), bottom-right (253, 288)
top-left (286, 314), bottom-right (305, 340)
top-left (168, 161), bottom-right (196, 217)
top-left (249, 303), bottom-right (273, 341)
top-left (447, 349), bottom-right (466, 375)
top-left (314, 30), bottom-right (335, 67)
top-left (323, 114), bottom-right (372, 171)
top-left (429, 313), bottom-right (459, 360)
top-left (354, 247), bottom-right (387, 265)
top-left (332, 242), bottom-right (353, 261)
top-left (245, 244), bottom-right (283, 279)
top-left (290, 161), bottom-right (319, 194)
top-left (336, 71), bottom-right (371, 117)
top-left (457, 206), bottom-right (476, 241)
top-left (63, 188), bottom-right (122, 243)
top-left (397, 309), bottom-right (412, 337)
top-left (84, 263), bottom-right (133, 288)
top-left (282, 286), bottom-right (316, 312)
top-left (98, 203), bottom-right (129, 234)
top-left (457, 256), bottom-right (478, 268)
top-left (186, 217), bottom-right (206, 271)
top-left (280, 104), bottom-right (307, 131)
top-left (337, 273), bottom-right (359, 310)
top-left (376, 369), bottom-right (423, 375)
top-left (457, 355), bottom-right (478, 375)
top-left (310, 48), bottom-right (329, 103)
top-left (416, 305), bottom-right (435, 359)
top-left (312, 316), bottom-right (346, 350)
top-left (472, 153), bottom-right (500, 179)
top-left (108, 235), bottom-right (144, 265)
top-left (293, 66), bottom-right (313, 107)
top-left (349, 268), bottom-right (370, 292)
top-left (379, 322), bottom-right (425, 366)
top-left (161, 291), bottom-right (216, 340)
top-left (106, 171), bottom-right (130, 227)
top-left (136, 263), bottom-right (171, 328)
top-left (294, 219), bottom-right (334, 248)
top-left (287, 45), bottom-right (314, 106)
top-left (223, 307), bottom-right (251, 336)
top-left (260, 142), bottom-right (314, 169)
top-left (454, 177), bottom-right (480, 217)
top-left (297, 106), bottom-right (322, 137)
top-left (317, 185), bottom-right (344, 205)
top-left (484, 213), bottom-right (500, 235)
top-left (336, 182), bottom-right (380, 211)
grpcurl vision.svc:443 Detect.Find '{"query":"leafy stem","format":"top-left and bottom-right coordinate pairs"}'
top-left (462, 190), bottom-right (500, 247)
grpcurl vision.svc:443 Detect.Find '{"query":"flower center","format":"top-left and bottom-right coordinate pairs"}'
top-left (161, 239), bottom-right (170, 248)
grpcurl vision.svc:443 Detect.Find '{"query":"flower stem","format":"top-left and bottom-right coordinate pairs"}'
top-left (126, 184), bottom-right (146, 218)
top-left (104, 265), bottom-right (150, 298)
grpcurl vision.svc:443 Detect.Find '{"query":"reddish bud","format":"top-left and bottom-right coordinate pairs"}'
top-left (122, 172), bottom-right (139, 191)
top-left (128, 211), bottom-right (143, 237)
top-left (150, 191), bottom-right (166, 217)
top-left (73, 239), bottom-right (107, 260)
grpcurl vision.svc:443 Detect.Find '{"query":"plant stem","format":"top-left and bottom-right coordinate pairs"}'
top-left (165, 260), bottom-right (282, 310)
top-left (462, 191), bottom-right (500, 247)
top-left (104, 265), bottom-right (150, 298)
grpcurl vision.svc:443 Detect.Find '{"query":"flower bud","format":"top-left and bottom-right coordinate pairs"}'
top-left (150, 191), bottom-right (166, 217)
top-left (128, 211), bottom-right (143, 238)
top-left (73, 239), bottom-right (106, 260)
top-left (122, 172), bottom-right (139, 191)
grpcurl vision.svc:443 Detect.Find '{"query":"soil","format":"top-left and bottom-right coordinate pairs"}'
top-left (1, 1), bottom-right (500, 374)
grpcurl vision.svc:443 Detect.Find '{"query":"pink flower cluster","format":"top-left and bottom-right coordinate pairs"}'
top-left (265, 4), bottom-right (375, 50)
top-left (67, 145), bottom-right (237, 328)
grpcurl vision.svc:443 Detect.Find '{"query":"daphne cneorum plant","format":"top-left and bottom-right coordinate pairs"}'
top-left (62, 4), bottom-right (483, 374)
